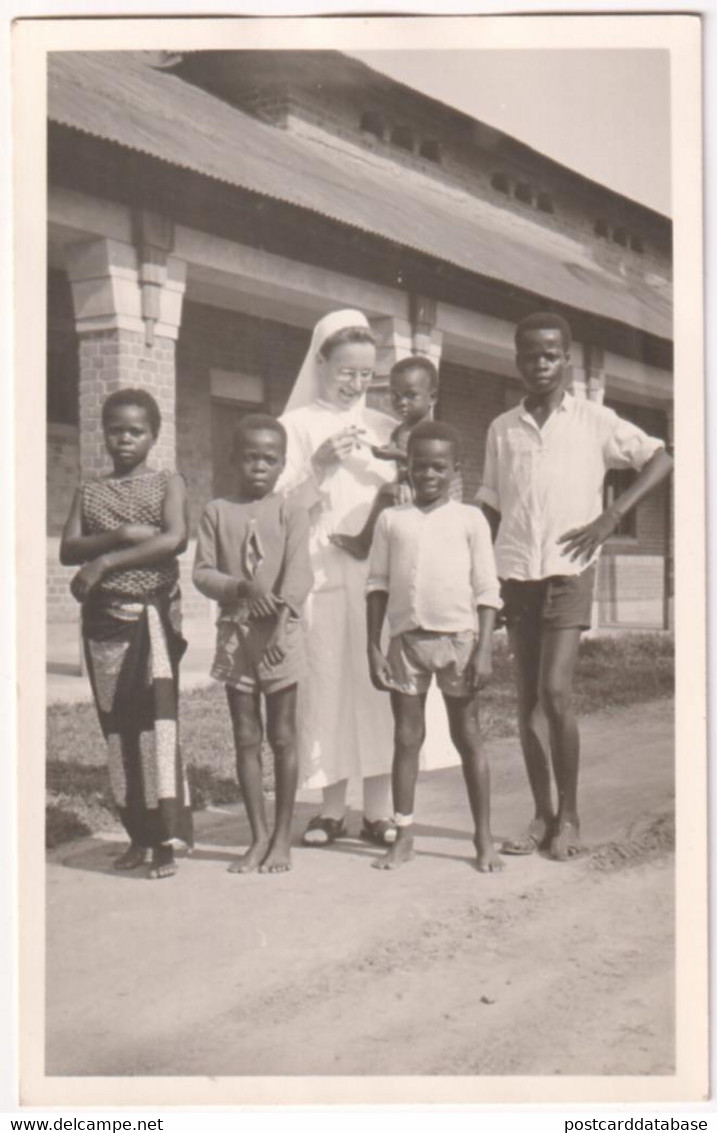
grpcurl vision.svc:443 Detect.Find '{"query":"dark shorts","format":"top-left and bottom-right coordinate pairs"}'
top-left (500, 565), bottom-right (597, 633)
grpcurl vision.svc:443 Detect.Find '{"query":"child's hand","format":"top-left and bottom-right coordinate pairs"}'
top-left (468, 647), bottom-right (493, 691)
top-left (240, 580), bottom-right (281, 620)
top-left (263, 627), bottom-right (287, 668)
top-left (70, 558), bottom-right (108, 602)
top-left (119, 523), bottom-right (160, 545)
top-left (558, 510), bottom-right (619, 563)
top-left (368, 643), bottom-right (393, 691)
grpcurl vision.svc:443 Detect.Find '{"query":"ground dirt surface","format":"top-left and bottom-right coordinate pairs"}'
top-left (46, 700), bottom-right (674, 1078)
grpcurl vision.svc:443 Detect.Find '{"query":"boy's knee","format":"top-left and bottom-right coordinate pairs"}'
top-left (395, 718), bottom-right (425, 751)
top-left (540, 681), bottom-right (573, 719)
top-left (266, 723), bottom-right (295, 758)
top-left (233, 716), bottom-right (263, 750)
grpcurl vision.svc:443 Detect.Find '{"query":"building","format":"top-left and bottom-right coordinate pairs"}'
top-left (46, 49), bottom-right (673, 645)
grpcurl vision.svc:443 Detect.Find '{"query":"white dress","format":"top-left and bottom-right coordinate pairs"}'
top-left (278, 399), bottom-right (458, 790)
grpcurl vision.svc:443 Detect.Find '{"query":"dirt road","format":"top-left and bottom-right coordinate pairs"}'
top-left (46, 700), bottom-right (674, 1079)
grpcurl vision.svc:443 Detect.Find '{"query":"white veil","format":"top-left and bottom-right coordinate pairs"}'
top-left (283, 308), bottom-right (371, 414)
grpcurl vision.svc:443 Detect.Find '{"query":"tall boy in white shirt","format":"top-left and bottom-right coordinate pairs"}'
top-left (477, 312), bottom-right (673, 861)
top-left (366, 421), bottom-right (503, 873)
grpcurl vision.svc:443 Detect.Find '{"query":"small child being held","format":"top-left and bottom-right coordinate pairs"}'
top-left (330, 355), bottom-right (446, 560)
top-left (366, 420), bottom-right (504, 873)
top-left (193, 413), bottom-right (313, 875)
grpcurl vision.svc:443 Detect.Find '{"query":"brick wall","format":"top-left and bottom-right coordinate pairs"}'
top-left (47, 423), bottom-right (79, 535)
top-left (437, 361), bottom-right (507, 500)
top-left (78, 329), bottom-right (177, 477)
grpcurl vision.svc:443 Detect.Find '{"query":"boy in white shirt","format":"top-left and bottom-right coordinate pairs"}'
top-left (477, 311), bottom-right (673, 861)
top-left (366, 421), bottom-right (503, 872)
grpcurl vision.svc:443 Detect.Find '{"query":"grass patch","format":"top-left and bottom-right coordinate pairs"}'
top-left (46, 632), bottom-right (674, 846)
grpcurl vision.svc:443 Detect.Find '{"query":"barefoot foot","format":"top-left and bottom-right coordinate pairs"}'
top-left (550, 821), bottom-right (582, 861)
top-left (372, 832), bottom-right (415, 870)
top-left (228, 839), bottom-right (270, 874)
top-left (329, 533), bottom-right (370, 561)
top-left (148, 845), bottom-right (177, 880)
top-left (259, 839), bottom-right (292, 874)
top-left (475, 842), bottom-right (505, 873)
top-left (113, 843), bottom-right (148, 871)
top-left (500, 815), bottom-right (554, 856)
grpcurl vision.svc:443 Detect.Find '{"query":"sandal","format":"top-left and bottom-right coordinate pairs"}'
top-left (148, 844), bottom-right (177, 880)
top-left (359, 818), bottom-right (397, 847)
top-left (301, 816), bottom-right (347, 847)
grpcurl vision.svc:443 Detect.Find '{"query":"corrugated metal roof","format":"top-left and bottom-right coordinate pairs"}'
top-left (48, 52), bottom-right (672, 341)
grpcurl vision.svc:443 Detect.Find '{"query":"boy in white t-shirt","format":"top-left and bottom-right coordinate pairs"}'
top-left (366, 421), bottom-right (503, 873)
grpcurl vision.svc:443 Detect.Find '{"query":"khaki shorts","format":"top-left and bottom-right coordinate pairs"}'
top-left (211, 617), bottom-right (305, 696)
top-left (387, 629), bottom-right (478, 698)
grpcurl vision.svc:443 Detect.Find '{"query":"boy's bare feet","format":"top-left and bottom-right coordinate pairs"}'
top-left (475, 836), bottom-right (505, 873)
top-left (259, 837), bottom-right (292, 874)
top-left (549, 820), bottom-right (582, 861)
top-left (329, 532), bottom-right (370, 561)
top-left (228, 838), bottom-right (270, 874)
top-left (113, 843), bottom-right (147, 870)
top-left (372, 830), bottom-right (415, 870)
top-left (500, 815), bottom-right (554, 856)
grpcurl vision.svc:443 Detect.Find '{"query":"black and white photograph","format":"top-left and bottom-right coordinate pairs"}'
top-left (11, 11), bottom-right (707, 1108)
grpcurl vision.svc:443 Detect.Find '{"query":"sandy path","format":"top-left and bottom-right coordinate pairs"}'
top-left (46, 700), bottom-right (674, 1079)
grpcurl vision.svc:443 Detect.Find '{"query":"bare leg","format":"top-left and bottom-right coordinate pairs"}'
top-left (330, 487), bottom-right (396, 560)
top-left (260, 684), bottom-right (299, 873)
top-left (444, 694), bottom-right (503, 873)
top-left (225, 687), bottom-right (270, 873)
top-left (538, 628), bottom-right (583, 860)
top-left (373, 692), bottom-right (425, 870)
top-left (501, 623), bottom-right (555, 853)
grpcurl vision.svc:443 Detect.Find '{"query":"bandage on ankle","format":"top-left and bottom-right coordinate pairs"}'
top-left (394, 813), bottom-right (414, 827)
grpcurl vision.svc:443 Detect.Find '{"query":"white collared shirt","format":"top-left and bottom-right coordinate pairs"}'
top-left (366, 499), bottom-right (501, 637)
top-left (476, 393), bottom-right (664, 581)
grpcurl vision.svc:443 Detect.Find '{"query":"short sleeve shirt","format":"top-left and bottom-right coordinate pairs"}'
top-left (476, 394), bottom-right (664, 581)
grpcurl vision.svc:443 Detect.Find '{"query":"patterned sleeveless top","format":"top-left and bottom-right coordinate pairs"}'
top-left (81, 469), bottom-right (179, 597)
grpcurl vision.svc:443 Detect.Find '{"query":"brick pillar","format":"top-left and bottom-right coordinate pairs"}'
top-left (411, 295), bottom-right (443, 372)
top-left (65, 234), bottom-right (186, 478)
top-left (585, 344), bottom-right (606, 404)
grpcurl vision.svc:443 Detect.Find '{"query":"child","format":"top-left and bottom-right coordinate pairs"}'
top-left (366, 420), bottom-right (504, 872)
top-left (330, 355), bottom-right (441, 560)
top-left (193, 413), bottom-right (312, 874)
top-left (60, 388), bottom-right (193, 880)
top-left (477, 311), bottom-right (673, 861)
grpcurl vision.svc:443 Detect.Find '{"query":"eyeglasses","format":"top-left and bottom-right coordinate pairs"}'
top-left (335, 368), bottom-right (374, 385)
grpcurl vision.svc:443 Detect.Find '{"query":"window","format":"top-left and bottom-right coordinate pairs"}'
top-left (594, 218), bottom-right (609, 238)
top-left (604, 468), bottom-right (638, 538)
top-left (491, 171), bottom-right (510, 194)
top-left (612, 226), bottom-right (628, 248)
top-left (419, 138), bottom-right (441, 163)
top-left (537, 192), bottom-right (554, 214)
top-left (391, 125), bottom-right (414, 152)
top-left (360, 111), bottom-right (384, 141)
top-left (514, 181), bottom-right (534, 205)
